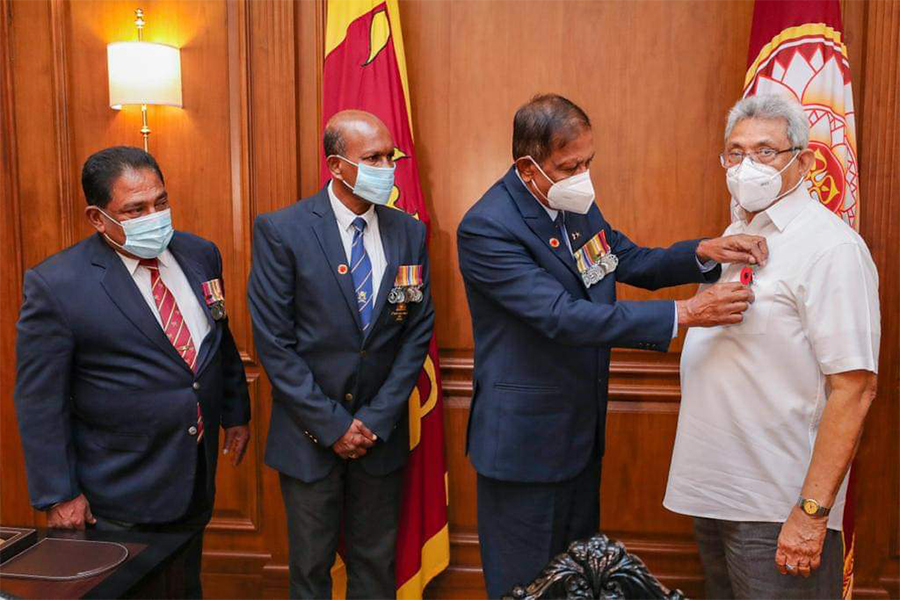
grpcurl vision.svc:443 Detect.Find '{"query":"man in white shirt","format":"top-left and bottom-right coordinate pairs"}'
top-left (664, 94), bottom-right (880, 599)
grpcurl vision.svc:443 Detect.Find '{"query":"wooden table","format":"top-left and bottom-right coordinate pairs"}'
top-left (0, 527), bottom-right (196, 599)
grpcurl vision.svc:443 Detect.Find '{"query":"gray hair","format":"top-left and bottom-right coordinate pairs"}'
top-left (724, 94), bottom-right (809, 149)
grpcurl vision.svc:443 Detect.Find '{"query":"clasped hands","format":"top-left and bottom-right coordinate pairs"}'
top-left (332, 418), bottom-right (378, 460)
top-left (677, 234), bottom-right (769, 328)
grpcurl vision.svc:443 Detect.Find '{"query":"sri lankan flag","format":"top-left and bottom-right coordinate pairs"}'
top-left (745, 1), bottom-right (859, 596)
top-left (322, 1), bottom-right (450, 598)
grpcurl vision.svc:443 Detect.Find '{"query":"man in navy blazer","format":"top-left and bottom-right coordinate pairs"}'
top-left (458, 94), bottom-right (766, 597)
top-left (14, 146), bottom-right (251, 598)
top-left (248, 110), bottom-right (434, 599)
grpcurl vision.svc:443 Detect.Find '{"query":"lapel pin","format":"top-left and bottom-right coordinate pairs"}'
top-left (740, 266), bottom-right (754, 286)
top-left (571, 231), bottom-right (581, 241)
top-left (338, 264), bottom-right (348, 275)
top-left (549, 237), bottom-right (560, 248)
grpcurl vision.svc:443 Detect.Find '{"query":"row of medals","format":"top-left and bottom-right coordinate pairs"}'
top-left (582, 253), bottom-right (619, 287)
top-left (388, 284), bottom-right (424, 304)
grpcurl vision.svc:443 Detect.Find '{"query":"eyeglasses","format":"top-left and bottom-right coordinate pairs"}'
top-left (719, 147), bottom-right (801, 168)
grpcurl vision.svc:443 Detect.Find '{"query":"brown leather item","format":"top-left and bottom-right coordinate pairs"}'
top-left (0, 538), bottom-right (128, 580)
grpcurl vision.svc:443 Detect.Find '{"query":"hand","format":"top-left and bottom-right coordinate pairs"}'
top-left (332, 419), bottom-right (377, 460)
top-left (676, 282), bottom-right (754, 328)
top-left (222, 424), bottom-right (251, 467)
top-left (776, 506), bottom-right (828, 577)
top-left (697, 234), bottom-right (769, 266)
top-left (47, 494), bottom-right (96, 529)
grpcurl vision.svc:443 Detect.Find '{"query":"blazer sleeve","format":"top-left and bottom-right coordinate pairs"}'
top-left (458, 211), bottom-right (674, 349)
top-left (211, 243), bottom-right (251, 428)
top-left (14, 269), bottom-right (80, 510)
top-left (248, 214), bottom-right (353, 448)
top-left (355, 223), bottom-right (435, 442)
top-left (607, 221), bottom-right (721, 290)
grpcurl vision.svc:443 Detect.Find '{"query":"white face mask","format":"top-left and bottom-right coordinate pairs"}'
top-left (726, 152), bottom-right (799, 213)
top-left (524, 156), bottom-right (596, 214)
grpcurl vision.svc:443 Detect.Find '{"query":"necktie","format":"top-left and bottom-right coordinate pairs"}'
top-left (139, 258), bottom-right (204, 443)
top-left (350, 217), bottom-right (374, 331)
top-left (554, 212), bottom-right (571, 253)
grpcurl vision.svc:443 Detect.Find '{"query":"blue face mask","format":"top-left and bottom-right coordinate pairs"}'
top-left (99, 208), bottom-right (175, 259)
top-left (332, 155), bottom-right (395, 205)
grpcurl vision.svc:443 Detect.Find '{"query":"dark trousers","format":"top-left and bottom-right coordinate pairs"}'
top-left (279, 460), bottom-right (404, 600)
top-left (92, 446), bottom-right (211, 599)
top-left (476, 450), bottom-right (603, 599)
top-left (693, 517), bottom-right (844, 599)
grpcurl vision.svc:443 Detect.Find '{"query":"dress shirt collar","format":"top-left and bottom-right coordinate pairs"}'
top-left (731, 183), bottom-right (812, 232)
top-left (328, 180), bottom-right (376, 233)
top-left (115, 246), bottom-right (172, 275)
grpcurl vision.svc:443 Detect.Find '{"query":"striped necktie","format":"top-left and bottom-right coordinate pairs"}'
top-left (139, 258), bottom-right (204, 443)
top-left (350, 217), bottom-right (374, 331)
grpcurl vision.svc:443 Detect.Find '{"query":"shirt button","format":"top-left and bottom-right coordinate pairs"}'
top-left (188, 426), bottom-right (198, 436)
top-left (192, 382), bottom-right (200, 390)
top-left (345, 393), bottom-right (354, 402)
top-left (360, 350), bottom-right (367, 357)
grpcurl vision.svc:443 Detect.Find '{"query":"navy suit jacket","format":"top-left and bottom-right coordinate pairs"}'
top-left (14, 232), bottom-right (251, 522)
top-left (248, 186), bottom-right (434, 483)
top-left (457, 167), bottom-right (721, 483)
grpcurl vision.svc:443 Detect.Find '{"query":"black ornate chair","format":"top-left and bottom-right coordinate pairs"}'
top-left (503, 534), bottom-right (687, 600)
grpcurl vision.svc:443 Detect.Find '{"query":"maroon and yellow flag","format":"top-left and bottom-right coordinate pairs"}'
top-left (745, 2), bottom-right (859, 596)
top-left (322, 1), bottom-right (450, 598)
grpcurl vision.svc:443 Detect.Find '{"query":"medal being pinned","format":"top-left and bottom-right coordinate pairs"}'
top-left (574, 229), bottom-right (617, 289)
top-left (201, 278), bottom-right (227, 321)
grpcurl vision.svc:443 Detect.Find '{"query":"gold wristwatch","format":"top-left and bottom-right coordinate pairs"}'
top-left (798, 497), bottom-right (831, 518)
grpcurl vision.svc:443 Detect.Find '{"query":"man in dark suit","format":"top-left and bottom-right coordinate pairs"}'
top-left (457, 94), bottom-right (766, 597)
top-left (248, 110), bottom-right (434, 599)
top-left (14, 146), bottom-right (251, 599)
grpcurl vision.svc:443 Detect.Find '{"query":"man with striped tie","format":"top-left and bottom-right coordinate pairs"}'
top-left (248, 110), bottom-right (434, 599)
top-left (14, 146), bottom-right (251, 598)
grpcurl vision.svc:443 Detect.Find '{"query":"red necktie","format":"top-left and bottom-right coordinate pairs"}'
top-left (140, 258), bottom-right (204, 443)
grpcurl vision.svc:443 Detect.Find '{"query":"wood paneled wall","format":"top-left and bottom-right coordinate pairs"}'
top-left (1, 1), bottom-right (896, 598)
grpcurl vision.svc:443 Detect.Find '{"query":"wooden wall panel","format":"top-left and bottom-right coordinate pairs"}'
top-left (1, 1), bottom-right (897, 599)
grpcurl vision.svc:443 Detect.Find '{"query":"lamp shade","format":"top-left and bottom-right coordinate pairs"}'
top-left (107, 41), bottom-right (182, 109)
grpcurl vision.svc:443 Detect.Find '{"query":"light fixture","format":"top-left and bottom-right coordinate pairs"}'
top-left (107, 8), bottom-right (182, 151)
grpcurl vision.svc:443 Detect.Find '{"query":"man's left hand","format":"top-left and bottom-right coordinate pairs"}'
top-left (775, 506), bottom-right (828, 577)
top-left (222, 424), bottom-right (250, 467)
top-left (697, 234), bottom-right (768, 267)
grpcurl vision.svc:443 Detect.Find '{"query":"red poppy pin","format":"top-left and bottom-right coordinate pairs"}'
top-left (740, 266), bottom-right (754, 286)
top-left (549, 238), bottom-right (560, 248)
top-left (338, 264), bottom-right (349, 275)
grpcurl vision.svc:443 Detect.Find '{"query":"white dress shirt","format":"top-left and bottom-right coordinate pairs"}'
top-left (116, 249), bottom-right (212, 350)
top-left (664, 186), bottom-right (880, 530)
top-left (328, 181), bottom-right (388, 300)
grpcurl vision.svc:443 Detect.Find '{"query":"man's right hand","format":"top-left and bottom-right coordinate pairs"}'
top-left (47, 494), bottom-right (96, 529)
top-left (676, 283), bottom-right (755, 328)
top-left (332, 419), bottom-right (377, 460)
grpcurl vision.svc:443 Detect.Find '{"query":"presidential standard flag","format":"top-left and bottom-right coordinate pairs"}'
top-left (744, 1), bottom-right (860, 596)
top-left (322, 1), bottom-right (451, 598)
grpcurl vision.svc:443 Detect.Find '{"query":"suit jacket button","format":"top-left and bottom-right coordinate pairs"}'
top-left (360, 350), bottom-right (367, 357)
top-left (345, 393), bottom-right (354, 402)
top-left (192, 382), bottom-right (200, 390)
top-left (188, 426), bottom-right (198, 436)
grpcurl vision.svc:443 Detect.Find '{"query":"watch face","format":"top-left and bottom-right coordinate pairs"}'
top-left (802, 499), bottom-right (819, 515)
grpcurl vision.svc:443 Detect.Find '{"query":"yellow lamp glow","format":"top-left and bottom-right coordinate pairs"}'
top-left (107, 41), bottom-right (182, 110)
top-left (106, 9), bottom-right (182, 151)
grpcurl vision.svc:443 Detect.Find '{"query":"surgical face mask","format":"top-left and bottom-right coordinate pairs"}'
top-left (525, 156), bottom-right (596, 214)
top-left (331, 155), bottom-right (395, 206)
top-left (726, 152), bottom-right (799, 212)
top-left (98, 208), bottom-right (174, 259)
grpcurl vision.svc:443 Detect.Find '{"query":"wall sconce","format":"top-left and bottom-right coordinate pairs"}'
top-left (107, 8), bottom-right (182, 152)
